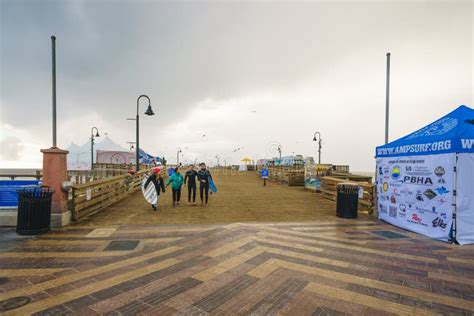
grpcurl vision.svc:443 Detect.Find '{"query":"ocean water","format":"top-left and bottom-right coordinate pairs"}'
top-left (0, 169), bottom-right (42, 180)
top-left (352, 171), bottom-right (375, 183)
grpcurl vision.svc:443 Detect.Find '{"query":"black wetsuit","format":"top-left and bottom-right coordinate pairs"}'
top-left (185, 170), bottom-right (198, 203)
top-left (197, 169), bottom-right (212, 204)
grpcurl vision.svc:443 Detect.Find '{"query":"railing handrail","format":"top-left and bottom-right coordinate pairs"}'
top-left (71, 169), bottom-right (149, 190)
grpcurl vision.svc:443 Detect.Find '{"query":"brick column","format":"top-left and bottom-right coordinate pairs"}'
top-left (40, 147), bottom-right (70, 227)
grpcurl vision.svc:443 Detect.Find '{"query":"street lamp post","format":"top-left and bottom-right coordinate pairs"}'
top-left (385, 52), bottom-right (391, 144)
top-left (313, 132), bottom-right (322, 164)
top-left (177, 147), bottom-right (182, 166)
top-left (51, 36), bottom-right (57, 148)
top-left (90, 127), bottom-right (100, 170)
top-left (135, 95), bottom-right (154, 171)
top-left (215, 154), bottom-right (220, 167)
top-left (277, 145), bottom-right (282, 160)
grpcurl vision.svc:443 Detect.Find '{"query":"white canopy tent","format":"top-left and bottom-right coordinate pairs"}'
top-left (375, 105), bottom-right (474, 244)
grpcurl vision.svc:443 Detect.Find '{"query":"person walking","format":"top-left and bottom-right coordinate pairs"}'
top-left (143, 167), bottom-right (165, 211)
top-left (197, 162), bottom-right (212, 207)
top-left (184, 165), bottom-right (198, 206)
top-left (261, 165), bottom-right (269, 186)
top-left (166, 166), bottom-right (184, 207)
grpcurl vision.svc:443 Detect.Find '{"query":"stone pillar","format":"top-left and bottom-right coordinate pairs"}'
top-left (40, 147), bottom-right (70, 227)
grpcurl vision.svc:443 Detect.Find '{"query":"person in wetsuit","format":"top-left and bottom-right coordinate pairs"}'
top-left (197, 162), bottom-right (212, 207)
top-left (184, 165), bottom-right (198, 206)
top-left (144, 167), bottom-right (165, 211)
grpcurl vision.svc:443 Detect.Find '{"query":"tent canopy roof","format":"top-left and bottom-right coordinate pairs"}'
top-left (376, 105), bottom-right (474, 158)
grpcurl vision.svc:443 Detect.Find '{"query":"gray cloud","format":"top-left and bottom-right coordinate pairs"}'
top-left (0, 136), bottom-right (23, 160)
top-left (1, 0), bottom-right (472, 169)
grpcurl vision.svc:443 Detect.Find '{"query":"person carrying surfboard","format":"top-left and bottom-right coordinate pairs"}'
top-left (143, 167), bottom-right (165, 211)
top-left (197, 162), bottom-right (213, 208)
top-left (166, 166), bottom-right (184, 207)
top-left (184, 165), bottom-right (198, 206)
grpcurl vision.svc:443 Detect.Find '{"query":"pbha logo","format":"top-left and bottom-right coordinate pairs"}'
top-left (432, 217), bottom-right (447, 229)
top-left (403, 176), bottom-right (433, 186)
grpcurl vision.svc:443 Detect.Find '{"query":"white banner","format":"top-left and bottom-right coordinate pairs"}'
top-left (376, 154), bottom-right (455, 242)
top-left (456, 153), bottom-right (474, 245)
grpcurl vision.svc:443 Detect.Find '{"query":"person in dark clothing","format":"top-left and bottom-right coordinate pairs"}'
top-left (144, 167), bottom-right (165, 211)
top-left (184, 165), bottom-right (198, 206)
top-left (197, 162), bottom-right (212, 207)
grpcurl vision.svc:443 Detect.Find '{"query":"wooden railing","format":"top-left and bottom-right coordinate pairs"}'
top-left (320, 176), bottom-right (376, 214)
top-left (70, 169), bottom-right (152, 221)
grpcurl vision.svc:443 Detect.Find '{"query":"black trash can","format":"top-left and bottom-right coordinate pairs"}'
top-left (17, 186), bottom-right (54, 235)
top-left (336, 182), bottom-right (359, 219)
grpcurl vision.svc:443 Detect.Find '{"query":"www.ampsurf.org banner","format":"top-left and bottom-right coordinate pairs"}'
top-left (376, 153), bottom-right (455, 242)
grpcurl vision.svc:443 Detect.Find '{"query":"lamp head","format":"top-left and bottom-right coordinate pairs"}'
top-left (313, 136), bottom-right (317, 141)
top-left (95, 131), bottom-right (100, 137)
top-left (145, 105), bottom-right (155, 116)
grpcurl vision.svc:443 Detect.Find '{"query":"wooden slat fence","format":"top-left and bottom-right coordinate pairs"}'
top-left (320, 176), bottom-right (376, 214)
top-left (70, 169), bottom-right (152, 221)
top-left (256, 165), bottom-right (305, 186)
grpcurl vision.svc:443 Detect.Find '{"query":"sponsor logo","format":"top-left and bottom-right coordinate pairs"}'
top-left (398, 204), bottom-right (406, 218)
top-left (435, 186), bottom-right (450, 195)
top-left (383, 182), bottom-right (389, 192)
top-left (423, 189), bottom-right (437, 200)
top-left (403, 176), bottom-right (433, 186)
top-left (389, 206), bottom-right (397, 218)
top-left (437, 197), bottom-right (448, 204)
top-left (411, 214), bottom-right (422, 223)
top-left (406, 117), bottom-right (457, 139)
top-left (432, 217), bottom-right (447, 229)
top-left (379, 204), bottom-right (387, 214)
top-left (434, 166), bottom-right (445, 177)
top-left (391, 166), bottom-right (401, 180)
top-left (408, 214), bottom-right (428, 227)
top-left (406, 202), bottom-right (415, 210)
top-left (390, 195), bottom-right (396, 204)
top-left (416, 192), bottom-right (424, 202)
top-left (438, 178), bottom-right (446, 184)
top-left (405, 166), bottom-right (412, 172)
top-left (416, 206), bottom-right (437, 214)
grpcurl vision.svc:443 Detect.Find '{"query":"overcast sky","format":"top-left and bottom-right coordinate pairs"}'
top-left (1, 0), bottom-right (472, 170)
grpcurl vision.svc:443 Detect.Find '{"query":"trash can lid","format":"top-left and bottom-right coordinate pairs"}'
top-left (17, 186), bottom-right (54, 193)
top-left (337, 182), bottom-right (358, 188)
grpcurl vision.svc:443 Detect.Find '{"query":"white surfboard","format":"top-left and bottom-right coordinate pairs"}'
top-left (142, 175), bottom-right (159, 205)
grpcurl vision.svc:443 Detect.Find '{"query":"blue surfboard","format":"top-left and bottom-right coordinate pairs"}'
top-left (209, 177), bottom-right (217, 193)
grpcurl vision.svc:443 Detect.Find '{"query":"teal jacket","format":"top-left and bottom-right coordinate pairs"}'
top-left (167, 172), bottom-right (184, 190)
